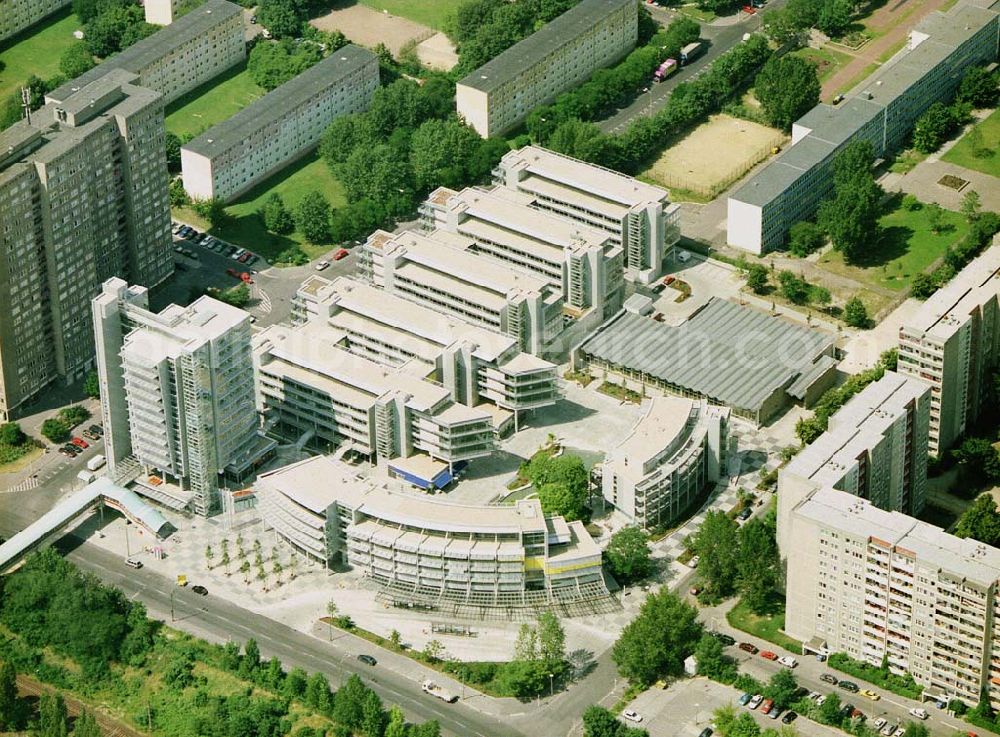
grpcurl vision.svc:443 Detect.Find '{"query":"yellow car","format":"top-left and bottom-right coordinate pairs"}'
top-left (860, 689), bottom-right (881, 701)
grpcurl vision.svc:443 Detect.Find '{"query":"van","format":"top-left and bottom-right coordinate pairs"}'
top-left (125, 558), bottom-right (143, 569)
top-left (77, 470), bottom-right (96, 484)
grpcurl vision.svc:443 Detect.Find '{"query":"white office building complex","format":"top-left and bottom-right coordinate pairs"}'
top-left (291, 276), bottom-right (560, 430)
top-left (601, 397), bottom-right (730, 530)
top-left (256, 456), bottom-right (611, 614)
top-left (897, 242), bottom-right (1000, 456)
top-left (360, 228), bottom-right (564, 355)
top-left (455, 0), bottom-right (637, 137)
top-left (181, 45), bottom-right (378, 202)
top-left (778, 372), bottom-right (931, 552)
top-left (93, 278), bottom-right (266, 516)
top-left (46, 0), bottom-right (245, 108)
top-left (422, 186), bottom-right (625, 322)
top-left (494, 146), bottom-right (681, 284)
top-left (0, 0), bottom-right (70, 42)
top-left (727, 0), bottom-right (999, 253)
top-left (252, 321), bottom-right (496, 488)
top-left (0, 70), bottom-right (172, 421)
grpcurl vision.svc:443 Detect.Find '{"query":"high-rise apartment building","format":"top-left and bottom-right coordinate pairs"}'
top-left (181, 45), bottom-right (378, 202)
top-left (778, 371), bottom-right (931, 543)
top-left (46, 0), bottom-right (245, 108)
top-left (0, 70), bottom-right (172, 420)
top-left (422, 186), bottom-right (624, 322)
top-left (92, 278), bottom-right (263, 516)
top-left (493, 146), bottom-right (681, 284)
top-left (359, 228), bottom-right (564, 355)
top-left (455, 0), bottom-right (637, 137)
top-left (897, 242), bottom-right (1000, 456)
top-left (0, 0), bottom-right (71, 42)
top-left (727, 0), bottom-right (999, 253)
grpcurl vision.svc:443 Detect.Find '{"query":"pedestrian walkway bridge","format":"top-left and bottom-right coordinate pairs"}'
top-left (0, 477), bottom-right (172, 573)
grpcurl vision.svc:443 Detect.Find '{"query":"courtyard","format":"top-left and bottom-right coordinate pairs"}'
top-left (164, 61), bottom-right (265, 139)
top-left (0, 10), bottom-right (82, 101)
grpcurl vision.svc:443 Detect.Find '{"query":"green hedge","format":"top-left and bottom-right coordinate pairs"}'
top-left (827, 652), bottom-right (922, 699)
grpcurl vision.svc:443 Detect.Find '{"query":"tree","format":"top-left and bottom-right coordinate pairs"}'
top-left (37, 692), bottom-right (69, 737)
top-left (191, 197), bottom-right (228, 226)
top-left (260, 193), bottom-right (294, 235)
top-left (737, 516), bottom-right (779, 613)
top-left (764, 668), bottom-right (799, 710)
top-left (961, 190), bottom-right (982, 223)
top-left (205, 544), bottom-right (214, 569)
top-left (304, 672), bottom-right (332, 713)
top-left (604, 527), bottom-right (653, 585)
top-left (537, 611), bottom-right (566, 666)
top-left (913, 103), bottom-right (958, 153)
top-left (690, 510), bottom-right (740, 597)
top-left (295, 191), bottom-right (331, 245)
top-left (514, 623), bottom-right (538, 662)
top-left (730, 712), bottom-right (761, 737)
top-left (72, 709), bottom-right (101, 737)
top-left (85, 4), bottom-right (154, 57)
top-left (60, 43), bottom-right (95, 79)
top-left (336, 143), bottom-right (415, 215)
top-left (926, 202), bottom-right (947, 234)
top-left (582, 705), bottom-right (623, 737)
top-left (213, 284), bottom-right (250, 309)
top-left (332, 675), bottom-right (371, 732)
top-left (695, 632), bottom-right (736, 682)
top-left (385, 706), bottom-right (407, 737)
top-left (817, 691), bottom-right (842, 726)
top-left (956, 65), bottom-right (998, 108)
top-left (843, 297), bottom-right (870, 328)
top-left (169, 179), bottom-right (189, 208)
top-left (408, 118), bottom-right (484, 191)
top-left (40, 418), bottom-right (70, 443)
top-left (777, 271), bottom-right (810, 305)
top-left (612, 589), bottom-right (702, 685)
top-left (745, 263), bottom-right (769, 294)
top-left (257, 0), bottom-right (303, 38)
top-left (83, 370), bottom-right (100, 399)
top-left (816, 0), bottom-right (853, 36)
top-left (910, 272), bottom-right (938, 300)
top-left (788, 221), bottom-right (825, 257)
top-left (240, 560), bottom-right (251, 583)
top-left (389, 629), bottom-right (402, 650)
top-left (0, 422), bottom-right (25, 446)
top-left (326, 600), bottom-right (338, 640)
top-left (537, 482), bottom-right (587, 522)
top-left (953, 441), bottom-right (1000, 492)
top-left (818, 141), bottom-right (882, 262)
top-left (902, 723), bottom-right (929, 737)
top-left (0, 660), bottom-right (18, 731)
top-left (754, 55), bottom-right (820, 131)
top-left (164, 132), bottom-right (182, 173)
top-left (220, 548), bottom-right (231, 575)
top-left (242, 639), bottom-right (260, 676)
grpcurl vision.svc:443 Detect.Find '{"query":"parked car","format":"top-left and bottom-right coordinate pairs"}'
top-left (760, 651), bottom-right (778, 661)
top-left (760, 699), bottom-right (774, 715)
top-left (225, 245), bottom-right (238, 257)
top-left (839, 704), bottom-right (855, 718)
top-left (908, 708), bottom-right (928, 720)
top-left (191, 585), bottom-right (208, 596)
top-left (820, 674), bottom-right (839, 685)
top-left (238, 252), bottom-right (252, 263)
top-left (698, 729), bottom-right (713, 737)
top-left (622, 710), bottom-right (642, 723)
top-left (748, 695), bottom-right (763, 710)
top-left (880, 722), bottom-right (898, 736)
top-left (247, 255), bottom-right (259, 266)
top-left (316, 260), bottom-right (330, 271)
top-left (839, 680), bottom-right (859, 693)
top-left (778, 655), bottom-right (797, 668)
top-left (82, 430), bottom-right (99, 440)
top-left (689, 585), bottom-right (702, 596)
top-left (738, 693), bottom-right (753, 706)
top-left (357, 654), bottom-right (377, 666)
top-left (816, 653), bottom-right (828, 662)
top-left (173, 245), bottom-right (183, 253)
top-left (333, 248), bottom-right (349, 261)
top-left (769, 707), bottom-right (782, 720)
top-left (860, 689), bottom-right (880, 701)
top-left (687, 555), bottom-right (700, 568)
top-left (89, 424), bottom-right (103, 436)
top-left (71, 437), bottom-right (89, 449)
top-left (710, 632), bottom-right (736, 646)
top-left (739, 642), bottom-right (759, 654)
top-left (782, 712), bottom-right (797, 725)
top-left (873, 718), bottom-right (888, 731)
top-left (737, 507), bottom-right (753, 521)
top-left (59, 446), bottom-right (77, 458)
top-left (125, 558), bottom-right (143, 569)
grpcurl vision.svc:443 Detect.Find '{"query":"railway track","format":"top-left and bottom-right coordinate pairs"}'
top-left (15, 674), bottom-right (146, 737)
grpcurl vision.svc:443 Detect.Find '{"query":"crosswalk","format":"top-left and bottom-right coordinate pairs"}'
top-left (5, 476), bottom-right (39, 493)
top-left (254, 286), bottom-right (273, 314)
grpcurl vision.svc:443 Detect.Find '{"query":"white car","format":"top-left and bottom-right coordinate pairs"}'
top-left (908, 708), bottom-right (928, 720)
top-left (622, 710), bottom-right (643, 723)
top-left (677, 250), bottom-right (691, 262)
top-left (748, 695), bottom-right (763, 710)
top-left (315, 260), bottom-right (330, 271)
top-left (880, 722), bottom-right (897, 737)
top-left (687, 555), bottom-right (700, 568)
top-left (777, 655), bottom-right (798, 668)
top-left (873, 718), bottom-right (887, 730)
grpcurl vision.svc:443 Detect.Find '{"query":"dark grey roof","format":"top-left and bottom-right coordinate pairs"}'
top-left (183, 44), bottom-right (376, 159)
top-left (47, 0), bottom-right (242, 102)
top-left (458, 0), bottom-right (634, 93)
top-left (578, 298), bottom-right (835, 413)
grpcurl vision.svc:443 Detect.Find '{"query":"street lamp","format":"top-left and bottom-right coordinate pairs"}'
top-left (549, 673), bottom-right (554, 697)
top-left (170, 589), bottom-right (176, 622)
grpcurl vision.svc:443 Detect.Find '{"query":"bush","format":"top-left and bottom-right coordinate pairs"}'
top-left (58, 405), bottom-right (90, 428)
top-left (788, 221), bottom-right (825, 257)
top-left (0, 423), bottom-right (26, 446)
top-left (276, 247), bottom-right (309, 266)
top-left (41, 419), bottom-right (70, 443)
top-left (827, 652), bottom-right (922, 699)
top-left (843, 297), bottom-right (870, 328)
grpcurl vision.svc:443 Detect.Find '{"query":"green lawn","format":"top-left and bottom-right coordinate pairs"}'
top-left (0, 10), bottom-right (83, 101)
top-left (792, 46), bottom-right (853, 84)
top-left (727, 595), bottom-right (803, 655)
top-left (942, 107), bottom-right (1000, 178)
top-left (164, 62), bottom-right (264, 139)
top-left (819, 197), bottom-right (969, 292)
top-left (174, 152), bottom-right (346, 262)
top-left (357, 0), bottom-right (465, 31)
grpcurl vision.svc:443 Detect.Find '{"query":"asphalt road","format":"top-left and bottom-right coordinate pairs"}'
top-left (598, 1), bottom-right (787, 134)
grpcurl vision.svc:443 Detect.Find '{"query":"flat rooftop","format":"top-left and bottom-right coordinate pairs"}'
top-left (184, 44), bottom-right (376, 159)
top-left (457, 0), bottom-right (634, 94)
top-left (121, 295), bottom-right (249, 362)
top-left (795, 486), bottom-right (1000, 586)
top-left (785, 371), bottom-right (929, 489)
top-left (902, 241), bottom-right (1000, 341)
top-left (500, 145), bottom-right (669, 216)
top-left (255, 455), bottom-right (372, 513)
top-left (612, 396), bottom-right (696, 473)
top-left (579, 298), bottom-right (835, 414)
top-left (47, 0), bottom-right (243, 102)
